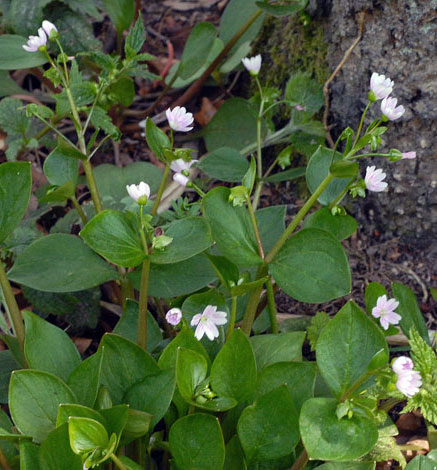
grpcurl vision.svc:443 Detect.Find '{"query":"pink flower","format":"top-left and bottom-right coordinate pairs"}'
top-left (190, 305), bottom-right (227, 341)
top-left (370, 73), bottom-right (394, 100)
top-left (402, 151), bottom-right (416, 160)
top-left (371, 294), bottom-right (401, 330)
top-left (392, 356), bottom-right (414, 375)
top-left (241, 55), bottom-right (262, 76)
top-left (166, 106), bottom-right (194, 132)
top-left (396, 370), bottom-right (422, 398)
top-left (365, 166), bottom-right (388, 192)
top-left (23, 27), bottom-right (47, 52)
top-left (170, 159), bottom-right (198, 187)
top-left (381, 96), bottom-right (405, 121)
top-left (166, 308), bottom-right (182, 326)
top-left (126, 181), bottom-right (150, 204)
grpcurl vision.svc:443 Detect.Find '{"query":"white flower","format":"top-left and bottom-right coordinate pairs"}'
top-left (190, 305), bottom-right (227, 341)
top-left (42, 20), bottom-right (58, 39)
top-left (365, 166), bottom-right (388, 192)
top-left (371, 294), bottom-right (401, 330)
top-left (170, 158), bottom-right (198, 187)
top-left (370, 72), bottom-right (394, 100)
top-left (381, 96), bottom-right (405, 121)
top-left (23, 27), bottom-right (47, 52)
top-left (392, 356), bottom-right (414, 375)
top-left (242, 55), bottom-right (262, 76)
top-left (126, 181), bottom-right (150, 204)
top-left (166, 106), bottom-right (194, 132)
top-left (402, 151), bottom-right (416, 160)
top-left (166, 308), bottom-right (182, 326)
top-left (396, 370), bottom-right (422, 398)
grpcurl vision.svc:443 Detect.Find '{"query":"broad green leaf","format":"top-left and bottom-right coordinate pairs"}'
top-left (203, 187), bottom-right (261, 267)
top-left (300, 397), bottom-right (378, 461)
top-left (8, 234), bottom-right (119, 292)
top-left (109, 76), bottom-right (135, 107)
top-left (121, 409), bottom-right (152, 443)
top-left (262, 167), bottom-right (306, 183)
top-left (255, 361), bottom-right (316, 412)
top-left (316, 301), bottom-right (388, 398)
top-left (285, 72), bottom-right (324, 115)
top-left (0, 350), bottom-right (20, 403)
top-left (256, 205), bottom-right (286, 254)
top-left (99, 404), bottom-right (129, 439)
top-left (179, 22), bottom-right (217, 79)
top-left (89, 106), bottom-right (121, 140)
top-left (23, 311), bottom-right (81, 382)
top-left (39, 181), bottom-right (75, 204)
top-left (0, 161), bottom-right (31, 244)
top-left (56, 404), bottom-right (104, 428)
top-left (20, 440), bottom-right (41, 470)
top-left (150, 217), bottom-right (213, 264)
top-left (0, 35), bottom-right (48, 70)
top-left (255, 0), bottom-right (307, 16)
top-left (204, 98), bottom-right (260, 152)
top-left (145, 118), bottom-right (171, 161)
top-left (68, 417), bottom-right (108, 454)
top-left (392, 282), bottom-right (429, 343)
top-left (314, 463), bottom-right (375, 470)
top-left (39, 424), bottom-right (82, 470)
top-left (9, 369), bottom-right (77, 443)
top-left (237, 385), bottom-right (299, 462)
top-left (250, 331), bottom-right (305, 370)
top-left (269, 228), bottom-right (351, 303)
top-left (198, 147), bottom-right (249, 182)
top-left (102, 0), bottom-right (135, 34)
top-left (306, 146), bottom-right (351, 205)
top-left (303, 207), bottom-right (358, 241)
top-left (207, 254), bottom-right (240, 289)
top-left (406, 455), bottom-right (437, 470)
top-left (224, 435), bottom-right (247, 470)
top-left (170, 414), bottom-right (225, 470)
top-left (80, 210), bottom-right (145, 268)
top-left (99, 334), bottom-right (160, 403)
top-left (0, 70), bottom-right (26, 97)
top-left (125, 17), bottom-right (146, 56)
top-left (176, 347), bottom-right (208, 402)
top-left (210, 329), bottom-right (257, 402)
top-left (43, 147), bottom-right (79, 187)
top-left (124, 370), bottom-right (175, 428)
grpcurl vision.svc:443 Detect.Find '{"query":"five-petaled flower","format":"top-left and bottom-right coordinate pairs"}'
top-left (191, 305), bottom-right (227, 341)
top-left (391, 356), bottom-right (422, 398)
top-left (365, 166), bottom-right (388, 192)
top-left (370, 72), bottom-right (394, 100)
top-left (372, 294), bottom-right (401, 330)
top-left (126, 181), bottom-right (150, 204)
top-left (166, 106), bottom-right (194, 132)
top-left (242, 55), bottom-right (262, 76)
top-left (402, 151), bottom-right (416, 160)
top-left (381, 96), bottom-right (405, 121)
top-left (23, 27), bottom-right (47, 52)
top-left (166, 308), bottom-right (182, 326)
top-left (170, 158), bottom-right (198, 187)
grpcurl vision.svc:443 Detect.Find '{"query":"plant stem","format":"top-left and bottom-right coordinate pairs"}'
top-left (137, 258), bottom-right (150, 351)
top-left (70, 195), bottom-right (88, 225)
top-left (245, 195), bottom-right (264, 259)
top-left (266, 277), bottom-right (278, 334)
top-left (290, 449), bottom-right (308, 470)
top-left (241, 264), bottom-right (268, 336)
top-left (351, 100), bottom-right (370, 148)
top-left (226, 296), bottom-right (238, 341)
top-left (379, 397), bottom-right (402, 412)
top-left (252, 77), bottom-right (265, 211)
top-left (110, 453), bottom-right (127, 470)
top-left (151, 164), bottom-right (171, 217)
top-left (82, 159), bottom-right (103, 213)
top-left (0, 257), bottom-right (25, 359)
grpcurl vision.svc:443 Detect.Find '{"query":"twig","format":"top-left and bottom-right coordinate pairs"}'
top-left (322, 11), bottom-right (366, 148)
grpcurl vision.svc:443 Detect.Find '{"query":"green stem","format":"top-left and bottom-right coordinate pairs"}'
top-left (245, 195), bottom-right (264, 259)
top-left (82, 159), bottom-right (103, 213)
top-left (137, 258), bottom-right (150, 350)
top-left (187, 181), bottom-right (206, 197)
top-left (226, 296), bottom-right (238, 341)
top-left (241, 265), bottom-right (268, 336)
top-left (266, 277), bottom-right (278, 334)
top-left (0, 257), bottom-right (25, 359)
top-left (151, 164), bottom-right (171, 216)
top-left (89, 134), bottom-right (112, 160)
top-left (328, 186), bottom-right (349, 209)
top-left (252, 77), bottom-right (265, 211)
top-left (290, 448), bottom-right (308, 470)
top-left (351, 100), bottom-right (371, 148)
top-left (70, 195), bottom-right (88, 225)
top-left (265, 173), bottom-right (335, 264)
top-left (379, 397), bottom-right (402, 413)
top-left (33, 113), bottom-right (77, 147)
top-left (110, 453), bottom-right (127, 470)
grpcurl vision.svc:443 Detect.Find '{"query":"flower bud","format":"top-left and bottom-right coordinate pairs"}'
top-left (126, 181), bottom-right (150, 204)
top-left (42, 20), bottom-right (58, 40)
top-left (241, 55), bottom-right (262, 76)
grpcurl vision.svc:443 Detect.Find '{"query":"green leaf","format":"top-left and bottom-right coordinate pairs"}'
top-left (364, 282), bottom-right (398, 336)
top-left (314, 463), bottom-right (375, 470)
top-left (330, 160), bottom-right (359, 178)
top-left (204, 98), bottom-right (260, 152)
top-left (285, 71), bottom-right (324, 115)
top-left (150, 217), bottom-right (213, 264)
top-left (80, 210), bottom-right (145, 268)
top-left (262, 167), bottom-right (306, 183)
top-left (99, 334), bottom-right (160, 403)
top-left (198, 147), bottom-right (249, 182)
top-left (89, 106), bottom-right (121, 139)
top-left (39, 181), bottom-right (75, 204)
top-left (316, 300), bottom-right (388, 398)
top-left (306, 146), bottom-right (352, 206)
top-left (0, 161), bottom-right (31, 244)
top-left (0, 350), bottom-right (20, 403)
top-left (68, 417), bottom-right (109, 454)
top-left (56, 404), bottom-right (104, 428)
top-left (0, 35), bottom-right (48, 70)
top-left (124, 369), bottom-right (175, 428)
top-left (43, 147), bottom-right (79, 187)
top-left (0, 70), bottom-right (26, 97)
top-left (224, 435), bottom-right (247, 470)
top-left (102, 0), bottom-right (135, 34)
top-left (23, 311), bottom-right (81, 382)
top-left (9, 369), bottom-right (76, 443)
top-left (179, 22), bottom-right (217, 79)
top-left (307, 311), bottom-right (331, 351)
top-left (169, 414), bottom-right (225, 470)
top-left (210, 329), bottom-right (257, 402)
top-left (39, 424), bottom-right (82, 470)
top-left (145, 117), bottom-right (171, 161)
top-left (392, 282), bottom-right (429, 343)
top-left (109, 76), bottom-right (135, 107)
top-left (269, 228), bottom-right (351, 303)
top-left (242, 156), bottom-right (256, 194)
top-left (20, 440), bottom-right (41, 470)
top-left (250, 331), bottom-right (305, 370)
top-left (300, 397), bottom-right (378, 461)
top-left (255, 361), bottom-right (316, 413)
top-left (406, 455), bottom-right (437, 470)
top-left (54, 138), bottom-right (86, 160)
top-left (8, 234), bottom-right (119, 292)
top-left (203, 186), bottom-right (261, 267)
top-left (121, 409), bottom-right (152, 443)
top-left (99, 404), bottom-right (129, 439)
top-left (255, 0), bottom-right (308, 16)
top-left (256, 205), bottom-right (286, 254)
top-left (237, 385), bottom-right (299, 461)
top-left (125, 16), bottom-right (145, 57)
top-left (303, 207), bottom-right (358, 241)
top-left (176, 347), bottom-right (208, 401)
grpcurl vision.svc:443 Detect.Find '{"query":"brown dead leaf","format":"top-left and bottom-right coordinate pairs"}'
top-left (194, 97), bottom-right (218, 127)
top-left (73, 337), bottom-right (92, 355)
top-left (396, 412), bottom-right (423, 434)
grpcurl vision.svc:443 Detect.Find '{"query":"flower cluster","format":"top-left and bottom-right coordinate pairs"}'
top-left (392, 356), bottom-right (422, 398)
top-left (371, 294), bottom-right (401, 330)
top-left (23, 21), bottom-right (58, 52)
top-left (369, 72), bottom-right (405, 121)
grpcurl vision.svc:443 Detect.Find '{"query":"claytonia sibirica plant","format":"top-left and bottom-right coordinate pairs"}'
top-left (0, 3), bottom-right (435, 469)
top-left (381, 96), bottom-right (406, 121)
